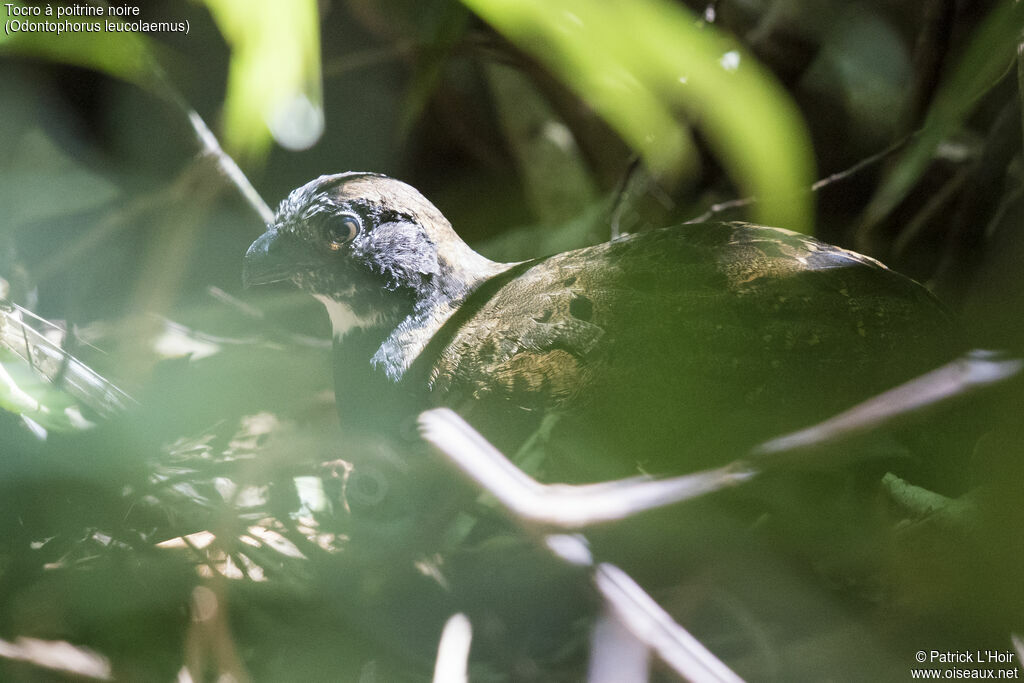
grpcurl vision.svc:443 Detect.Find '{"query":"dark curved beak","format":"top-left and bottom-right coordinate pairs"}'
top-left (243, 229), bottom-right (297, 288)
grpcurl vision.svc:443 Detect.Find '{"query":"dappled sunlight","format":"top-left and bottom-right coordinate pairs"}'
top-left (1, 0), bottom-right (1023, 680)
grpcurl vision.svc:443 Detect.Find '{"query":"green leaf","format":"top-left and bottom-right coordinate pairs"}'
top-left (397, 0), bottom-right (471, 138)
top-left (865, 1), bottom-right (1024, 226)
top-left (0, 128), bottom-right (121, 230)
top-left (460, 0), bottom-right (815, 232)
top-left (0, 0), bottom-right (159, 87)
top-left (0, 305), bottom-right (135, 427)
top-left (200, 0), bottom-right (324, 159)
top-left (0, 357), bottom-right (94, 432)
top-left (486, 62), bottom-right (599, 225)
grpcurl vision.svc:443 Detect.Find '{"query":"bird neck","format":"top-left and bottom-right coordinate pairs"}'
top-left (371, 243), bottom-right (514, 382)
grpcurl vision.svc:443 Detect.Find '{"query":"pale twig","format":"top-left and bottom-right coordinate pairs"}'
top-left (323, 41), bottom-right (416, 79)
top-left (418, 410), bottom-right (746, 682)
top-left (0, 637), bottom-right (111, 681)
top-left (182, 109), bottom-right (273, 225)
top-left (142, 60), bottom-right (273, 225)
top-left (418, 408), bottom-right (755, 529)
top-left (752, 350), bottom-right (1021, 458)
top-left (432, 613), bottom-right (472, 683)
top-left (686, 136), bottom-right (911, 224)
top-left (595, 563), bottom-right (744, 683)
top-left (587, 609), bottom-right (650, 683)
top-left (0, 305), bottom-right (136, 418)
top-left (416, 349), bottom-right (1020, 682)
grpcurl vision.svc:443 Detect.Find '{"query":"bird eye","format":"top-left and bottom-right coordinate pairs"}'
top-left (325, 213), bottom-right (361, 251)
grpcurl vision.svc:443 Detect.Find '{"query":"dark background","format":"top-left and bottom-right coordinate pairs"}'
top-left (1, 0), bottom-right (1023, 680)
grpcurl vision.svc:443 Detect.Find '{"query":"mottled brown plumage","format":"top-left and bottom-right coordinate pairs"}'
top-left (244, 173), bottom-right (956, 480)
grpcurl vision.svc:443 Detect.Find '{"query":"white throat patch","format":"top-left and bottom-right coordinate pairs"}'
top-left (314, 295), bottom-right (381, 339)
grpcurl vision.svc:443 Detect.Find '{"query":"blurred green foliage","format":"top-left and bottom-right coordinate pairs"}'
top-left (201, 0), bottom-right (324, 158)
top-left (463, 0), bottom-right (815, 232)
top-left (0, 0), bottom-right (1023, 680)
top-left (865, 0), bottom-right (1024, 226)
top-left (0, 0), bottom-right (158, 87)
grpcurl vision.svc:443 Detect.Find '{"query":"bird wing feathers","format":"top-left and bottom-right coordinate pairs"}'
top-left (420, 223), bottom-right (953, 475)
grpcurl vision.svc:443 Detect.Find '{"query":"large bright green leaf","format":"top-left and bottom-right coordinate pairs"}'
top-left (200, 0), bottom-right (324, 159)
top-left (0, 0), bottom-right (158, 87)
top-left (460, 0), bottom-right (815, 233)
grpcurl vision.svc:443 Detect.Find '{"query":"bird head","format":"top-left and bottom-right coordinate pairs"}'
top-left (244, 173), bottom-right (504, 339)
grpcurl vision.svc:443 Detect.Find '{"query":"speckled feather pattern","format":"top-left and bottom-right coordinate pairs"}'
top-left (415, 221), bottom-right (953, 472)
top-left (248, 174), bottom-right (956, 474)
top-left (429, 223), bottom-right (948, 409)
top-left (261, 174), bottom-right (514, 379)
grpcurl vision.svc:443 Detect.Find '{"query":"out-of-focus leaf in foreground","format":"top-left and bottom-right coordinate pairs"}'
top-left (0, 0), bottom-right (158, 87)
top-left (0, 357), bottom-right (92, 433)
top-left (0, 128), bottom-right (120, 230)
top-left (0, 305), bottom-right (135, 431)
top-left (460, 0), bottom-right (815, 233)
top-left (864, 1), bottom-right (1024, 226)
top-left (200, 0), bottom-right (324, 159)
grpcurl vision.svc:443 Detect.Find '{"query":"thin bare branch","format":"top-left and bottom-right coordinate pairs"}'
top-left (418, 408), bottom-right (756, 528)
top-left (686, 136), bottom-right (911, 224)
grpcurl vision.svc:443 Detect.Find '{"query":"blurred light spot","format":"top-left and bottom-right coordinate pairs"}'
top-left (432, 613), bottom-right (472, 683)
top-left (63, 406), bottom-right (95, 430)
top-left (214, 477), bottom-right (237, 502)
top-left (191, 585), bottom-right (219, 623)
top-left (157, 530), bottom-right (216, 550)
top-left (0, 363), bottom-right (42, 413)
top-left (294, 475), bottom-right (328, 514)
top-left (588, 613), bottom-right (650, 683)
top-left (269, 94), bottom-right (324, 151)
top-left (415, 556), bottom-right (450, 590)
top-left (154, 323), bottom-right (221, 360)
top-left (30, 537), bottom-right (55, 550)
top-left (542, 120), bottom-right (575, 152)
top-left (246, 525), bottom-right (305, 558)
top-left (0, 637), bottom-right (111, 680)
top-left (21, 415), bottom-right (47, 440)
top-left (545, 533), bottom-right (593, 566)
top-left (719, 50), bottom-right (740, 72)
top-left (936, 140), bottom-right (972, 163)
top-left (233, 484), bottom-right (269, 508)
top-left (235, 554), bottom-right (265, 581)
top-left (562, 10), bottom-right (583, 27)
